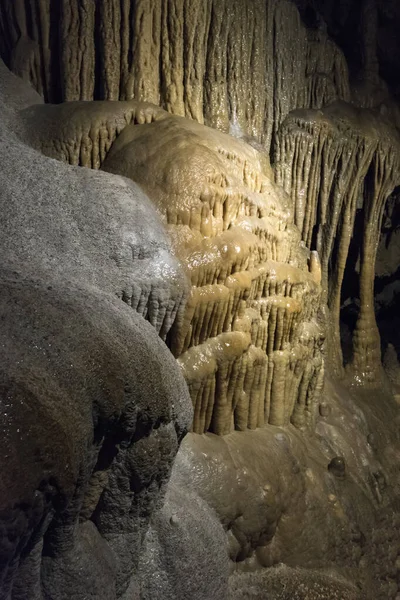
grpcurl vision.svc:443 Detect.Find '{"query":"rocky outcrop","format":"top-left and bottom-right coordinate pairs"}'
top-left (18, 98), bottom-right (324, 435)
top-left (0, 61), bottom-right (194, 600)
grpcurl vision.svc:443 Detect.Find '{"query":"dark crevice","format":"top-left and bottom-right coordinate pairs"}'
top-left (203, 3), bottom-right (215, 123)
top-left (339, 209), bottom-right (364, 365)
top-left (375, 265), bottom-right (400, 296)
top-left (23, 0), bottom-right (33, 41)
top-left (0, 2), bottom-right (13, 65)
top-left (20, 477), bottom-right (65, 559)
top-left (128, 0), bottom-right (135, 92)
top-left (48, 0), bottom-right (62, 103)
top-left (93, 2), bottom-right (103, 100)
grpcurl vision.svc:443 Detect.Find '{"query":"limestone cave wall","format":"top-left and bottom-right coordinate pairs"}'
top-left (2, 0), bottom-right (399, 426)
top-left (1, 1), bottom-right (400, 599)
top-left (0, 0), bottom-right (350, 153)
top-left (18, 99), bottom-right (324, 434)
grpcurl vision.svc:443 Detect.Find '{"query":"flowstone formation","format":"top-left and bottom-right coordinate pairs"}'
top-left (101, 117), bottom-right (324, 434)
top-left (2, 0), bottom-right (399, 385)
top-left (1, 0), bottom-right (400, 599)
top-left (22, 100), bottom-right (324, 434)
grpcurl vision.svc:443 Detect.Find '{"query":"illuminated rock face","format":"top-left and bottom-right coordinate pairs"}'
top-left (1, 1), bottom-right (400, 599)
top-left (3, 0), bottom-right (399, 413)
top-left (275, 103), bottom-right (400, 380)
top-left (1, 0), bottom-right (398, 386)
top-left (0, 62), bottom-right (194, 600)
top-left (21, 100), bottom-right (324, 435)
top-left (0, 0), bottom-right (349, 153)
top-left (101, 116), bottom-right (325, 433)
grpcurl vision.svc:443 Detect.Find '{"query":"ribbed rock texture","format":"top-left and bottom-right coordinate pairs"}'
top-left (20, 99), bottom-right (324, 435)
top-left (275, 103), bottom-right (400, 379)
top-left (1, 0), bottom-right (398, 387)
top-left (102, 116), bottom-right (324, 434)
top-left (1, 0), bottom-right (400, 598)
top-left (0, 0), bottom-right (350, 153)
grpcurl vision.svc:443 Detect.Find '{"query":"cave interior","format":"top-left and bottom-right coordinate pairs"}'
top-left (0, 0), bottom-right (400, 599)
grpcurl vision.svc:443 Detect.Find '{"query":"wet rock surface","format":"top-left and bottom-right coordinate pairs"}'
top-left (0, 0), bottom-right (400, 598)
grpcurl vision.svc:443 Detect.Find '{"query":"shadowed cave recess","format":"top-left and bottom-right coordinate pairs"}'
top-left (0, 0), bottom-right (400, 599)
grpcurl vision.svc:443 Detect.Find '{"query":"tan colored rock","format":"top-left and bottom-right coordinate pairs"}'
top-left (22, 97), bottom-right (324, 435)
top-left (98, 114), bottom-right (324, 433)
top-left (275, 101), bottom-right (400, 380)
top-left (0, 0), bottom-right (350, 153)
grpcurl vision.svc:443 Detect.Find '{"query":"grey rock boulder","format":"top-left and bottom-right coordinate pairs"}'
top-left (0, 59), bottom-right (193, 599)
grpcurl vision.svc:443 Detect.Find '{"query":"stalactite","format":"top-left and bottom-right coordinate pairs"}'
top-left (60, 0), bottom-right (95, 101)
top-left (359, 0), bottom-right (380, 86)
top-left (275, 102), bottom-right (400, 378)
top-left (305, 30), bottom-right (351, 109)
top-left (270, 0), bottom-right (308, 145)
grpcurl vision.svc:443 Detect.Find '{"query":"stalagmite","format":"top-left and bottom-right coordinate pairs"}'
top-left (351, 146), bottom-right (400, 380)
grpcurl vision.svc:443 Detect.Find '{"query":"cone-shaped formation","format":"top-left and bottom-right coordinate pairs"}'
top-left (0, 0), bottom-right (350, 154)
top-left (275, 102), bottom-right (400, 380)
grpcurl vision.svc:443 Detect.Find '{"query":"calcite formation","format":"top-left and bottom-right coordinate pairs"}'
top-left (7, 0), bottom-right (398, 420)
top-left (1, 0), bottom-right (400, 599)
top-left (1, 0), bottom-right (398, 390)
top-left (102, 116), bottom-right (325, 434)
top-left (0, 0), bottom-right (350, 153)
top-left (20, 100), bottom-right (324, 435)
top-left (275, 102), bottom-right (400, 379)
